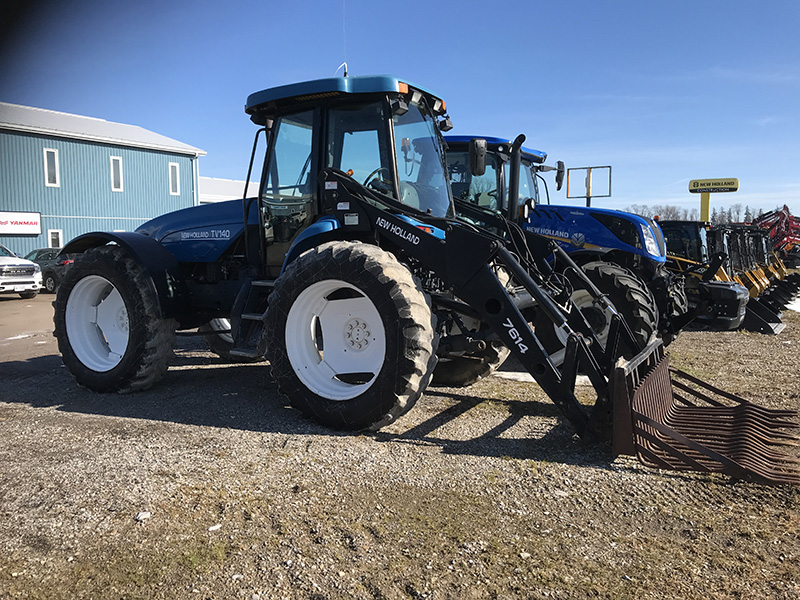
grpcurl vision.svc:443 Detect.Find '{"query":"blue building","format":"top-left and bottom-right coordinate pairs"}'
top-left (0, 102), bottom-right (205, 256)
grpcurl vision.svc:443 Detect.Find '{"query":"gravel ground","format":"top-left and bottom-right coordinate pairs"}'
top-left (1, 297), bottom-right (799, 599)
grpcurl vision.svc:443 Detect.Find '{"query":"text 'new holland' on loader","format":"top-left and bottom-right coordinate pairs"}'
top-left (53, 75), bottom-right (799, 484)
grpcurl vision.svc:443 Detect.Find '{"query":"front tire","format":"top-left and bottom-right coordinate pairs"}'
top-left (265, 241), bottom-right (437, 430)
top-left (43, 271), bottom-right (58, 293)
top-left (536, 261), bottom-right (658, 365)
top-left (53, 246), bottom-right (177, 393)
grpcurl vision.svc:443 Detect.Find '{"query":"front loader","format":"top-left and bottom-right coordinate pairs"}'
top-left (710, 225), bottom-right (799, 319)
top-left (52, 75), bottom-right (799, 484)
top-left (658, 220), bottom-right (777, 334)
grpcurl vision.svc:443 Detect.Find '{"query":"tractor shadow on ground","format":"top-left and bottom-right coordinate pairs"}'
top-left (375, 388), bottom-right (612, 468)
top-left (1, 340), bottom-right (615, 468)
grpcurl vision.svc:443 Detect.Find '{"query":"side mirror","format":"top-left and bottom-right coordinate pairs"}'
top-left (469, 138), bottom-right (487, 177)
top-left (555, 160), bottom-right (565, 191)
top-left (401, 137), bottom-right (412, 160)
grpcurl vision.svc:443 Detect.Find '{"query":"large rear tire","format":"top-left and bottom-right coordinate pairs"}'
top-left (536, 260), bottom-right (657, 365)
top-left (265, 241), bottom-right (437, 431)
top-left (53, 246), bottom-right (177, 393)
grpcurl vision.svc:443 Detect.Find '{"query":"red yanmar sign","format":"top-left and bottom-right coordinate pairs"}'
top-left (0, 212), bottom-right (42, 235)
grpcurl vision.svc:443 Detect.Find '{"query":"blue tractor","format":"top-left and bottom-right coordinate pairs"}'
top-left (444, 135), bottom-right (694, 355)
top-left (51, 77), bottom-right (798, 484)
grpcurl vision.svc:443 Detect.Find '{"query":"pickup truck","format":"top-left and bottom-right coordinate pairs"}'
top-left (0, 244), bottom-right (42, 299)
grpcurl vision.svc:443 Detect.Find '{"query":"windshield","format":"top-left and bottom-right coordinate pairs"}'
top-left (663, 222), bottom-right (705, 261)
top-left (504, 160), bottom-right (539, 207)
top-left (447, 150), bottom-right (501, 211)
top-left (0, 244), bottom-right (15, 258)
top-left (393, 100), bottom-right (453, 218)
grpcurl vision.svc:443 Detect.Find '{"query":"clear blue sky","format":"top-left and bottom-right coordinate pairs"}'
top-left (2, 0), bottom-right (798, 215)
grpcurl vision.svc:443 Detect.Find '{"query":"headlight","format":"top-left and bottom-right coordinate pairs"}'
top-left (33, 263), bottom-right (41, 273)
top-left (640, 225), bottom-right (661, 257)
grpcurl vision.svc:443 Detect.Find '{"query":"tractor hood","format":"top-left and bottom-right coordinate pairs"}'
top-left (525, 204), bottom-right (667, 263)
top-left (135, 199), bottom-right (258, 263)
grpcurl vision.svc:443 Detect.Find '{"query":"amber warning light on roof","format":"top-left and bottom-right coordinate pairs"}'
top-left (689, 178), bottom-right (739, 193)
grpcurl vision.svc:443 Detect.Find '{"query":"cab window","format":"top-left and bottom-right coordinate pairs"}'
top-left (263, 110), bottom-right (315, 203)
top-left (447, 151), bottom-right (500, 211)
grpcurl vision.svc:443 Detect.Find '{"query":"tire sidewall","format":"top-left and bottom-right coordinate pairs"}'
top-left (535, 260), bottom-right (657, 358)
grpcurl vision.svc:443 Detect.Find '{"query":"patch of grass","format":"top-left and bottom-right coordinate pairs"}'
top-left (178, 540), bottom-right (232, 571)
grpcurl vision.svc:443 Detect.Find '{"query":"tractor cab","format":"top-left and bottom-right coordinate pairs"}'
top-left (445, 135), bottom-right (547, 215)
top-left (660, 220), bottom-right (710, 265)
top-left (245, 76), bottom-right (454, 275)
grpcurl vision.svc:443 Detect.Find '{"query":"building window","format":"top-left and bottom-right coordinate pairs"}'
top-left (44, 148), bottom-right (60, 187)
top-left (169, 162), bottom-right (180, 195)
top-left (110, 156), bottom-right (123, 192)
top-left (48, 229), bottom-right (63, 248)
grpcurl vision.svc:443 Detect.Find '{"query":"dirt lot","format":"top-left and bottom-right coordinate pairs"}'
top-left (1, 293), bottom-right (799, 599)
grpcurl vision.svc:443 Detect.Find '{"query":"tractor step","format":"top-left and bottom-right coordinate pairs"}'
top-left (230, 278), bottom-right (272, 358)
top-left (611, 340), bottom-right (800, 485)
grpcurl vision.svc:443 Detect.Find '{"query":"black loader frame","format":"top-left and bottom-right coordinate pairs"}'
top-left (320, 168), bottom-right (800, 484)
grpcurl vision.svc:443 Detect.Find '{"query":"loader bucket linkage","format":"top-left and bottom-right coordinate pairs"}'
top-left (612, 340), bottom-right (800, 485)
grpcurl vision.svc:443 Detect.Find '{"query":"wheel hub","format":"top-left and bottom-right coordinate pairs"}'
top-left (344, 318), bottom-right (371, 350)
top-left (285, 279), bottom-right (387, 401)
top-left (117, 307), bottom-right (129, 332)
top-left (581, 305), bottom-right (608, 335)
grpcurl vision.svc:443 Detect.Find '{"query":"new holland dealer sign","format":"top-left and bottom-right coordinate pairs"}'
top-left (689, 179), bottom-right (739, 194)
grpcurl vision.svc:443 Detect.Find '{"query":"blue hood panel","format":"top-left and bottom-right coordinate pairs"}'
top-left (136, 199), bottom-right (257, 263)
top-left (524, 204), bottom-right (666, 263)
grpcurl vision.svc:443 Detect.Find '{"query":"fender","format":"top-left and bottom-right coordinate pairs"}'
top-left (281, 217), bottom-right (341, 272)
top-left (61, 232), bottom-right (191, 321)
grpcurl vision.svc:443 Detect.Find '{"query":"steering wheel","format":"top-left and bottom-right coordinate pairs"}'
top-left (363, 167), bottom-right (392, 188)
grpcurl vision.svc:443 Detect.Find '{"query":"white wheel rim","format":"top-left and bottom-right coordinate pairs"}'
top-left (208, 318), bottom-right (234, 344)
top-left (285, 279), bottom-right (386, 401)
top-left (65, 275), bottom-right (129, 372)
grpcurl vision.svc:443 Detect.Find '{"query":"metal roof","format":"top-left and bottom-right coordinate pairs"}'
top-left (0, 102), bottom-right (206, 157)
top-left (245, 75), bottom-right (444, 122)
top-left (198, 176), bottom-right (259, 204)
top-left (444, 135), bottom-right (547, 163)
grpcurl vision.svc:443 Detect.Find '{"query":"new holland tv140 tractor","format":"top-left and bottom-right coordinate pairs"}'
top-left (53, 76), bottom-right (799, 484)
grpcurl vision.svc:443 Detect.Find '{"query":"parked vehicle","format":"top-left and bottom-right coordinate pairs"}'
top-left (657, 220), bottom-right (756, 332)
top-left (444, 135), bottom-right (690, 350)
top-left (754, 205), bottom-right (800, 268)
top-left (52, 75), bottom-right (798, 484)
top-left (0, 243), bottom-right (41, 299)
top-left (23, 247), bottom-right (76, 293)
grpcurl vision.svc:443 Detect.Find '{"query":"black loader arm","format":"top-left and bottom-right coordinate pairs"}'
top-left (320, 168), bottom-right (622, 438)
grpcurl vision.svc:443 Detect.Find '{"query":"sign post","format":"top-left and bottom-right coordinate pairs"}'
top-left (688, 179), bottom-right (739, 221)
top-left (567, 166), bottom-right (612, 207)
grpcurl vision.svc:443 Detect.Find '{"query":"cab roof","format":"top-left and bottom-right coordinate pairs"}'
top-left (444, 135), bottom-right (547, 164)
top-left (246, 75), bottom-right (444, 124)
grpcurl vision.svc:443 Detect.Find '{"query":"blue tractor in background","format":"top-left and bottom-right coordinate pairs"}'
top-left (444, 135), bottom-right (691, 356)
